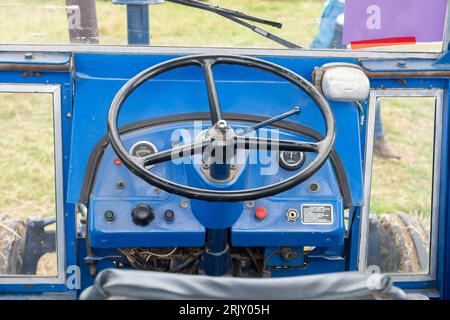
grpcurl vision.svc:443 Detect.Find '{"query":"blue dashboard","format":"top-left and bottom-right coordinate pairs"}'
top-left (88, 119), bottom-right (345, 249)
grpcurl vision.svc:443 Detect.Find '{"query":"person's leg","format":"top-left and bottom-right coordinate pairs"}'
top-left (373, 103), bottom-right (401, 160)
top-left (310, 0), bottom-right (344, 49)
top-left (374, 102), bottom-right (384, 139)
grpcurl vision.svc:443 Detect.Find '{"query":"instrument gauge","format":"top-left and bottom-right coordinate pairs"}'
top-left (129, 141), bottom-right (158, 169)
top-left (279, 150), bottom-right (305, 171)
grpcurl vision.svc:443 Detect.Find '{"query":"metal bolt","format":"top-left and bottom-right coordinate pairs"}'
top-left (104, 210), bottom-right (115, 222)
top-left (153, 188), bottom-right (161, 195)
top-left (246, 201), bottom-right (255, 208)
top-left (397, 60), bottom-right (407, 68)
top-left (217, 120), bottom-right (228, 130)
top-left (280, 247), bottom-right (296, 261)
top-left (116, 181), bottom-right (125, 190)
top-left (24, 52), bottom-right (33, 60)
top-left (286, 209), bottom-right (299, 222)
top-left (309, 182), bottom-right (320, 193)
top-left (164, 210), bottom-right (175, 221)
top-left (181, 200), bottom-right (189, 208)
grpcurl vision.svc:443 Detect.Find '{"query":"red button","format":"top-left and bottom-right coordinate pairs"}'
top-left (255, 207), bottom-right (268, 221)
top-left (114, 157), bottom-right (122, 166)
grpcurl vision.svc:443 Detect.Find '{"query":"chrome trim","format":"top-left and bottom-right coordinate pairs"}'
top-left (358, 89), bottom-right (443, 283)
top-left (0, 44), bottom-right (442, 59)
top-left (0, 84), bottom-right (66, 285)
top-left (443, 0), bottom-right (450, 52)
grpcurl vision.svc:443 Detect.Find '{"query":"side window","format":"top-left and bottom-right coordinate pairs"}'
top-left (360, 90), bottom-right (441, 280)
top-left (0, 86), bottom-right (64, 283)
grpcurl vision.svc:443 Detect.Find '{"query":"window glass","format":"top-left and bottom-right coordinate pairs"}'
top-left (366, 97), bottom-right (436, 275)
top-left (0, 92), bottom-right (57, 277)
top-left (0, 0), bottom-right (444, 52)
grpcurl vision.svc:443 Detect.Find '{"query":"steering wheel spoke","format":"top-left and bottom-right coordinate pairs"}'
top-left (139, 138), bottom-right (214, 167)
top-left (235, 136), bottom-right (320, 153)
top-left (202, 59), bottom-right (223, 124)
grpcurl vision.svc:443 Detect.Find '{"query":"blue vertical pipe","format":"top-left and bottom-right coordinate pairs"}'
top-left (126, 4), bottom-right (150, 45)
top-left (201, 228), bottom-right (230, 276)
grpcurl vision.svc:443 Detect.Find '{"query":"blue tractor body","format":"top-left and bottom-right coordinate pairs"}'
top-left (69, 53), bottom-right (363, 280)
top-left (0, 1), bottom-right (450, 300)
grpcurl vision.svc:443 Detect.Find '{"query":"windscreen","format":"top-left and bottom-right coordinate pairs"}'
top-left (0, 1), bottom-right (446, 51)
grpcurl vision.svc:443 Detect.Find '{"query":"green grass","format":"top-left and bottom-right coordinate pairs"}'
top-left (0, 0), bottom-right (324, 48)
top-left (370, 97), bottom-right (435, 220)
top-left (0, 0), bottom-right (441, 51)
top-left (0, 94), bottom-right (55, 218)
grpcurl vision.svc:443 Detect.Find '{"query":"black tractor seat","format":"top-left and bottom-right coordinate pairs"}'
top-left (81, 269), bottom-right (427, 300)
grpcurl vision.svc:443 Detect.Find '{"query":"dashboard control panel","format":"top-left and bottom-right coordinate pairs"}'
top-left (87, 122), bottom-right (344, 249)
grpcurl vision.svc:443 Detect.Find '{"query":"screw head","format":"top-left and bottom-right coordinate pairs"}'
top-left (286, 209), bottom-right (299, 222)
top-left (116, 181), bottom-right (125, 190)
top-left (180, 200), bottom-right (189, 208)
top-left (164, 210), bottom-right (175, 221)
top-left (104, 210), bottom-right (115, 222)
top-left (217, 120), bottom-right (228, 129)
top-left (309, 182), bottom-right (320, 193)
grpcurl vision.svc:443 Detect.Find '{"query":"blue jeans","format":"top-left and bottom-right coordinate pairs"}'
top-left (375, 103), bottom-right (384, 138)
top-left (310, 0), bottom-right (346, 49)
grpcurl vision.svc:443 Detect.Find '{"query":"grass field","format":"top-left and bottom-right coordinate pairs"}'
top-left (0, 0), bottom-right (324, 48)
top-left (370, 98), bottom-right (435, 221)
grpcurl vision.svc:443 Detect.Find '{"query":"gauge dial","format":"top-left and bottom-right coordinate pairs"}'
top-left (279, 150), bottom-right (305, 171)
top-left (129, 141), bottom-right (158, 169)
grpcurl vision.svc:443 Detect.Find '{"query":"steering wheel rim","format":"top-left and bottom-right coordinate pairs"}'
top-left (107, 54), bottom-right (336, 202)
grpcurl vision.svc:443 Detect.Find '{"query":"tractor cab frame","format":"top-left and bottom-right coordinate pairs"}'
top-left (0, 0), bottom-right (449, 300)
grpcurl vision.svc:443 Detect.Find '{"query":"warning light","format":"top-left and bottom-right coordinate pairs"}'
top-left (114, 157), bottom-right (122, 166)
top-left (255, 207), bottom-right (268, 221)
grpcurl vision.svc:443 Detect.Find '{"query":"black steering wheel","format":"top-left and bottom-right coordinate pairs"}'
top-left (108, 54), bottom-right (336, 202)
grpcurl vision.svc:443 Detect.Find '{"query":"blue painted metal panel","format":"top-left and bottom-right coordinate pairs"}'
top-left (361, 58), bottom-right (450, 72)
top-left (2, 50), bottom-right (449, 297)
top-left (434, 51), bottom-right (450, 67)
top-left (438, 83), bottom-right (450, 299)
top-left (0, 52), bottom-right (70, 66)
top-left (89, 197), bottom-right (206, 248)
top-left (67, 53), bottom-right (364, 207)
top-left (0, 53), bottom-right (76, 297)
top-left (88, 121), bottom-right (346, 248)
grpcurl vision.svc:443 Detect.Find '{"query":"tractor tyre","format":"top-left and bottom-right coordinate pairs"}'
top-left (367, 212), bottom-right (429, 273)
top-left (0, 214), bottom-right (27, 274)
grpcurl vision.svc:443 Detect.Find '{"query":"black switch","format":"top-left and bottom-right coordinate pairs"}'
top-left (131, 204), bottom-right (154, 226)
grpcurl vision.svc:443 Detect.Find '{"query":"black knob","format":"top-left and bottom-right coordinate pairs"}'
top-left (131, 204), bottom-right (154, 226)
